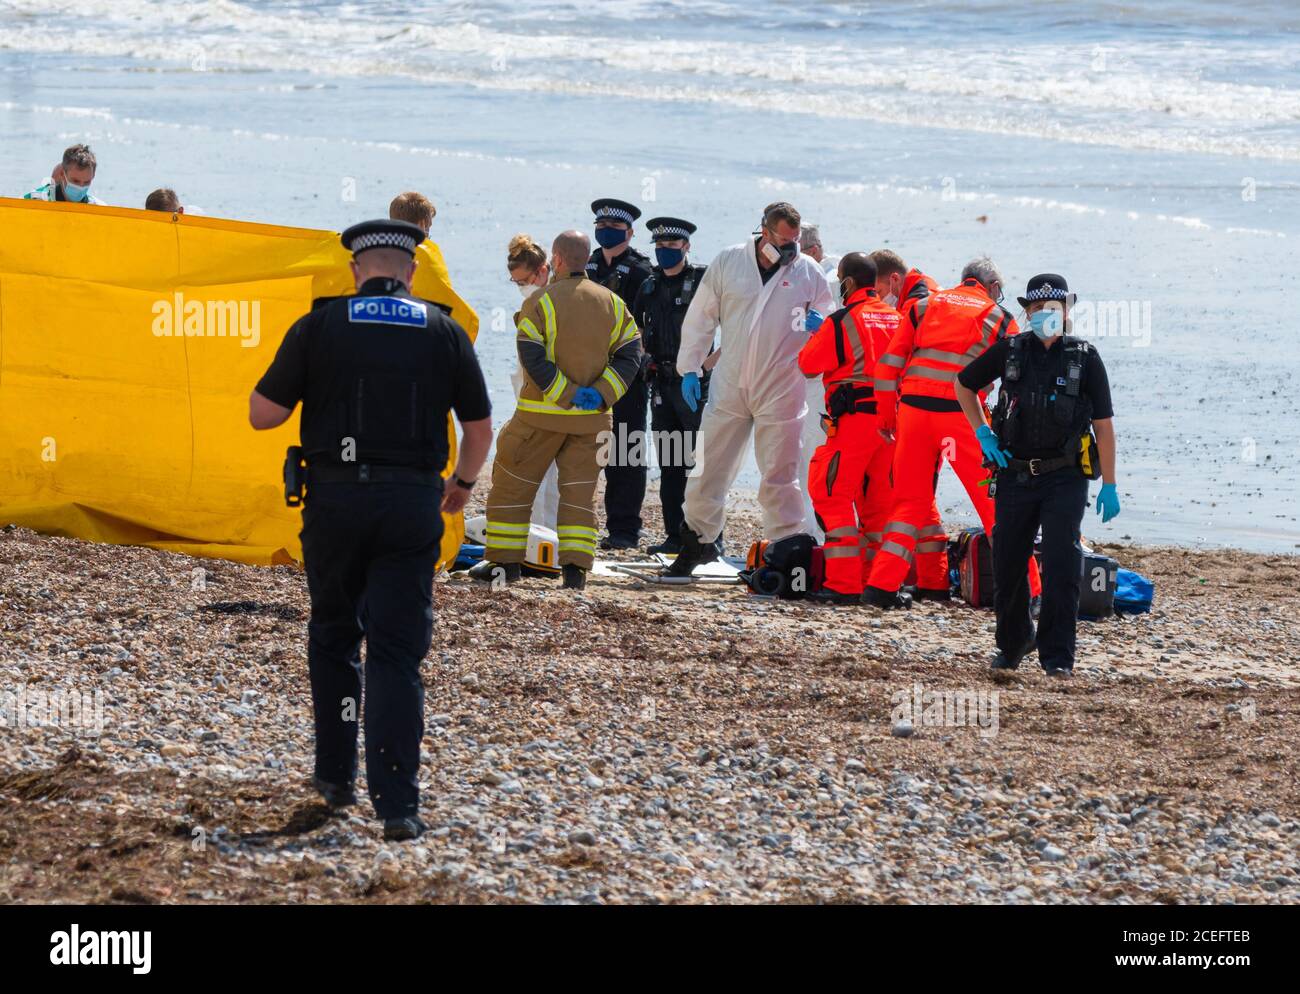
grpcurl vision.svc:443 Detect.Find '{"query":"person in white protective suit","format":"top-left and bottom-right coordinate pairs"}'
top-left (664, 202), bottom-right (834, 577)
top-left (504, 234), bottom-right (560, 531)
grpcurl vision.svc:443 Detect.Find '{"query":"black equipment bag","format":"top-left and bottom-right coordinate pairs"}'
top-left (743, 533), bottom-right (817, 599)
top-left (1079, 553), bottom-right (1118, 619)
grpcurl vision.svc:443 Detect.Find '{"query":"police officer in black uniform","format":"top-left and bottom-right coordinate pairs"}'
top-left (587, 197), bottom-right (654, 549)
top-left (630, 216), bottom-right (713, 555)
top-left (249, 219), bottom-right (493, 840)
top-left (956, 274), bottom-right (1120, 677)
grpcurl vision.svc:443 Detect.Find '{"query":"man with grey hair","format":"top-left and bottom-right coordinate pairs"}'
top-left (799, 224), bottom-right (841, 280)
top-left (863, 256), bottom-right (1043, 609)
top-left (960, 256), bottom-right (1003, 292)
top-left (25, 144), bottom-right (105, 205)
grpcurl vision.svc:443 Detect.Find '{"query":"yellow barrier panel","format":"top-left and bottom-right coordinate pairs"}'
top-left (0, 198), bottom-right (478, 568)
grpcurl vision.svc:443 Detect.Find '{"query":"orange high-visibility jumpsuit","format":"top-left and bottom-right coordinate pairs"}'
top-left (893, 270), bottom-right (949, 592)
top-left (798, 288), bottom-right (900, 595)
top-left (868, 277), bottom-right (1043, 598)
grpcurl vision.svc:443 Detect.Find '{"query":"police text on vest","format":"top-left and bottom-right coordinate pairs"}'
top-left (347, 297), bottom-right (428, 327)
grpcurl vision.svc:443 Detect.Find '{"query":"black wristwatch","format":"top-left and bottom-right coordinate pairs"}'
top-left (452, 475), bottom-right (476, 491)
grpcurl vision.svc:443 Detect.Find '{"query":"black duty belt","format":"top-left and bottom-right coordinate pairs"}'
top-left (1004, 455), bottom-right (1075, 477)
top-left (309, 463), bottom-right (440, 484)
top-left (827, 382), bottom-right (877, 418)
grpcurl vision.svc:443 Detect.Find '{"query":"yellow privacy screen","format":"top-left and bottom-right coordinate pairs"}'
top-left (0, 198), bottom-right (477, 568)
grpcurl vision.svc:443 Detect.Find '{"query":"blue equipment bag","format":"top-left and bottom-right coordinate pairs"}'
top-left (1114, 568), bottom-right (1155, 614)
top-left (453, 542), bottom-right (485, 571)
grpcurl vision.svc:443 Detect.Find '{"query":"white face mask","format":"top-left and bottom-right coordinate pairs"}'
top-left (518, 282), bottom-right (535, 299)
top-left (884, 293), bottom-right (899, 308)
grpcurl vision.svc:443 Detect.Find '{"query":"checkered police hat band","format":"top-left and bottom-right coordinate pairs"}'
top-left (1025, 286), bottom-right (1068, 301)
top-left (595, 207), bottom-right (635, 223)
top-left (352, 231), bottom-right (417, 253)
top-left (653, 226), bottom-right (690, 238)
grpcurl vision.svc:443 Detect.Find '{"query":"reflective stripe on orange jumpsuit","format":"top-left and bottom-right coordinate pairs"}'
top-left (797, 287), bottom-right (899, 595)
top-left (868, 278), bottom-right (1043, 597)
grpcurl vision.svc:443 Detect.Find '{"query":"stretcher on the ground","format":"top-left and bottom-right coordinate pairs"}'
top-left (595, 554), bottom-right (746, 585)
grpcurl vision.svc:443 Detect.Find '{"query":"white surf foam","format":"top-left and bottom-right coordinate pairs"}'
top-left (3, 0), bottom-right (1299, 161)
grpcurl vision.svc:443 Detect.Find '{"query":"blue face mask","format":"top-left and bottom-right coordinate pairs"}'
top-left (63, 181), bottom-right (90, 203)
top-left (594, 226), bottom-right (627, 250)
top-left (1028, 309), bottom-right (1064, 339)
top-left (655, 246), bottom-right (684, 269)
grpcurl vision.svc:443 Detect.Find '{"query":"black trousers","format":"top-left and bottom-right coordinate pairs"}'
top-left (649, 371), bottom-right (706, 542)
top-left (300, 480), bottom-right (443, 819)
top-left (604, 372), bottom-right (648, 539)
top-left (992, 467), bottom-right (1089, 670)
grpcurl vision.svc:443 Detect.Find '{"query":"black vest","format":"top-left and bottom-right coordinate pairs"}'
top-left (301, 277), bottom-right (454, 470)
top-left (992, 334), bottom-right (1094, 458)
top-left (586, 245), bottom-right (653, 308)
top-left (637, 264), bottom-right (706, 363)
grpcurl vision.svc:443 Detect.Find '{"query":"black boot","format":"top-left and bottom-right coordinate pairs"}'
top-left (383, 816), bottom-right (426, 842)
top-left (808, 588), bottom-right (861, 606)
top-left (647, 537), bottom-right (682, 556)
top-left (663, 525), bottom-right (718, 578)
top-left (913, 586), bottom-right (952, 602)
top-left (991, 637), bottom-right (1037, 671)
top-left (468, 560), bottom-right (521, 585)
top-left (600, 533), bottom-right (641, 551)
top-left (860, 585), bottom-right (913, 610)
top-left (312, 775), bottom-right (357, 811)
top-left (562, 564), bottom-right (587, 590)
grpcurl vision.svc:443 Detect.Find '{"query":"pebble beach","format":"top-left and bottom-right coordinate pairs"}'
top-left (2, 486), bottom-right (1296, 905)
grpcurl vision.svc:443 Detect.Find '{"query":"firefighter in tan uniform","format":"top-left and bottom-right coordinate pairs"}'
top-left (473, 230), bottom-right (643, 590)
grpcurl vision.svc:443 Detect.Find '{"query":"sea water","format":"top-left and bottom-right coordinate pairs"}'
top-left (1, 0), bottom-right (1296, 551)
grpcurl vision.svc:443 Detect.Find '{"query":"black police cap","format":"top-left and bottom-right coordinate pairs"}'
top-left (591, 198), bottom-right (642, 225)
top-left (341, 219), bottom-right (426, 258)
top-left (645, 216), bottom-right (697, 242)
top-left (1017, 273), bottom-right (1077, 309)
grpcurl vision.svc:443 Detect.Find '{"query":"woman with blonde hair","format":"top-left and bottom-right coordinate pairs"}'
top-left (508, 233), bottom-right (549, 297)
top-left (504, 234), bottom-right (559, 532)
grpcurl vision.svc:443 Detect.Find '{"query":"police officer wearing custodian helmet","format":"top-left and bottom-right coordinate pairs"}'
top-left (955, 274), bottom-right (1120, 678)
top-left (630, 216), bottom-right (717, 555)
top-left (249, 219), bottom-right (493, 841)
top-left (587, 197), bottom-right (655, 549)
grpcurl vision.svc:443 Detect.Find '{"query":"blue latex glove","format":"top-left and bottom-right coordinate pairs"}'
top-left (681, 371), bottom-right (701, 412)
top-left (975, 424), bottom-right (1010, 469)
top-left (1096, 482), bottom-right (1121, 522)
top-left (572, 386), bottom-right (603, 411)
top-left (804, 308), bottom-right (824, 332)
